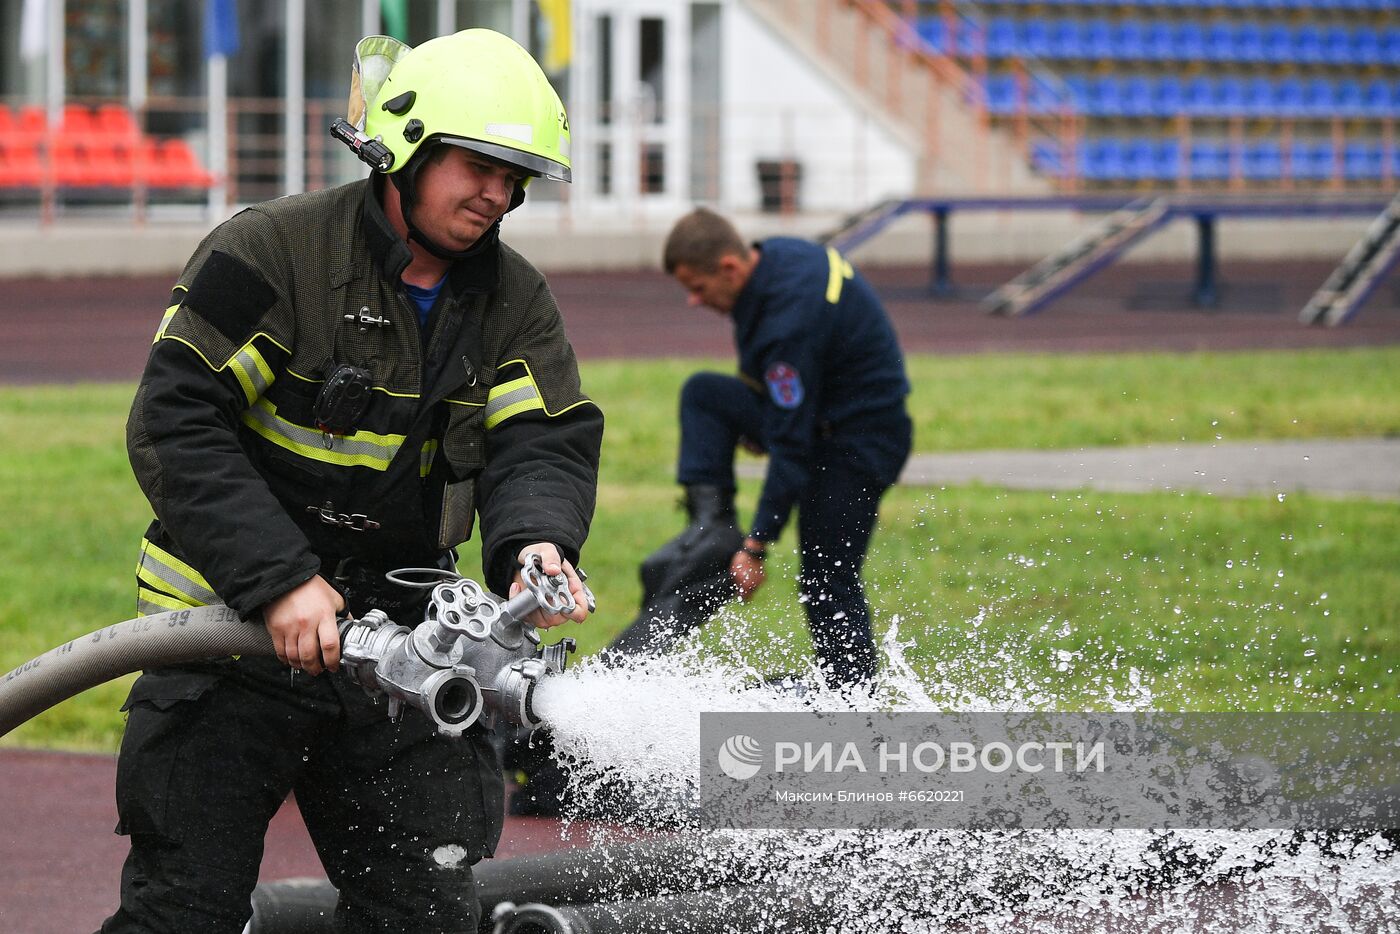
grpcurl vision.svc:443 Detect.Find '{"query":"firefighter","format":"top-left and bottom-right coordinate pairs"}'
top-left (615, 207), bottom-right (911, 688)
top-left (102, 30), bottom-right (601, 933)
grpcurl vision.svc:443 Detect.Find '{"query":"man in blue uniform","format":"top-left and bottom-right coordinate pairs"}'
top-left (616, 207), bottom-right (911, 687)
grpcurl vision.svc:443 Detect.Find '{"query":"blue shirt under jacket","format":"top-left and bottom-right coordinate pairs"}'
top-left (730, 237), bottom-right (911, 542)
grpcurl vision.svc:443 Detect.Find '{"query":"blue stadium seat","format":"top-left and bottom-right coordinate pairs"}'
top-left (1123, 139), bottom-right (1156, 179)
top-left (1082, 139), bottom-right (1126, 180)
top-left (912, 19), bottom-right (946, 52)
top-left (1190, 141), bottom-right (1231, 181)
top-left (1205, 23), bottom-right (1239, 62)
top-left (1152, 77), bottom-right (1184, 118)
top-left (1121, 77), bottom-right (1155, 117)
top-left (916, 19), bottom-right (946, 53)
top-left (1108, 21), bottom-right (1142, 60)
top-left (1183, 77), bottom-right (1218, 117)
top-left (1361, 78), bottom-right (1392, 117)
top-left (1031, 139), bottom-right (1067, 177)
top-left (1320, 26), bottom-right (1350, 64)
top-left (1335, 79), bottom-right (1365, 117)
top-left (1172, 22), bottom-right (1205, 60)
top-left (985, 74), bottom-right (1018, 114)
top-left (1020, 21), bottom-right (1053, 59)
top-left (986, 19), bottom-right (1019, 58)
top-left (1216, 76), bottom-right (1247, 116)
top-left (1302, 78), bottom-right (1336, 118)
top-left (1246, 77), bottom-right (1281, 117)
top-left (1382, 28), bottom-right (1400, 66)
top-left (1235, 23), bottom-right (1265, 63)
top-left (1294, 25), bottom-right (1324, 64)
top-left (1245, 140), bottom-right (1283, 179)
top-left (1273, 77), bottom-right (1305, 117)
top-left (1083, 19), bottom-right (1115, 59)
top-left (1049, 20), bottom-right (1084, 59)
top-left (1351, 28), bottom-right (1380, 65)
top-left (1143, 22), bottom-right (1175, 61)
top-left (964, 21), bottom-right (990, 55)
top-left (1063, 76), bottom-right (1091, 111)
top-left (1263, 24), bottom-right (1294, 62)
top-left (1153, 139), bottom-right (1183, 180)
top-left (1087, 77), bottom-right (1123, 117)
top-left (1291, 141), bottom-right (1336, 180)
top-left (1344, 142), bottom-right (1382, 180)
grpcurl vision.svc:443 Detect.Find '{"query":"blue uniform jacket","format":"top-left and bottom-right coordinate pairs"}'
top-left (731, 237), bottom-right (911, 541)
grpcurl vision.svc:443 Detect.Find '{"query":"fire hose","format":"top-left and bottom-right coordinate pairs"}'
top-left (0, 553), bottom-right (585, 738)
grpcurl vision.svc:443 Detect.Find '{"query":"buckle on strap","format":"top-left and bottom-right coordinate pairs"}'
top-left (307, 501), bottom-right (381, 532)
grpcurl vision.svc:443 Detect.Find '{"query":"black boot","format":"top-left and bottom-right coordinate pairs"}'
top-left (610, 485), bottom-right (742, 655)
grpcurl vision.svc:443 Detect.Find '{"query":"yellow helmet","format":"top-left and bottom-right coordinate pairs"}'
top-left (365, 29), bottom-right (571, 182)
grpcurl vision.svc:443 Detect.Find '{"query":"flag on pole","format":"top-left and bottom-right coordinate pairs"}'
top-left (536, 0), bottom-right (573, 74)
top-left (380, 0), bottom-right (408, 41)
top-left (19, 0), bottom-right (47, 63)
top-left (204, 0), bottom-right (240, 59)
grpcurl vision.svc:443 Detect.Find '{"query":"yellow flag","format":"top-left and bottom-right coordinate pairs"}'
top-left (536, 0), bottom-right (572, 74)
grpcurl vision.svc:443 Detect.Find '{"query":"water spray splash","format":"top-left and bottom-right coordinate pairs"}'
top-left (530, 624), bottom-right (1398, 933)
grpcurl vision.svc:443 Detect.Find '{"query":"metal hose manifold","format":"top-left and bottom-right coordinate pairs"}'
top-left (0, 556), bottom-right (585, 740)
top-left (339, 554), bottom-right (581, 735)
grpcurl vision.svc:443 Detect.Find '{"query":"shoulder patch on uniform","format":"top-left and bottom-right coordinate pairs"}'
top-left (765, 362), bottom-right (804, 409)
top-left (184, 250), bottom-right (278, 344)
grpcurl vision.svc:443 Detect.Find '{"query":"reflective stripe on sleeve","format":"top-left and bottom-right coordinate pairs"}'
top-left (152, 299), bottom-right (183, 343)
top-left (226, 340), bottom-right (276, 406)
top-left (137, 539), bottom-right (218, 607)
top-left (241, 397), bottom-right (405, 470)
top-left (825, 247), bottom-right (854, 304)
top-left (484, 375), bottom-right (545, 430)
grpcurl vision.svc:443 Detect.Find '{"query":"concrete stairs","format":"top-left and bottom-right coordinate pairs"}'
top-left (741, 0), bottom-right (1051, 196)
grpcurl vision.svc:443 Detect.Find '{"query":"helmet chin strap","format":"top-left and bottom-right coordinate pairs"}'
top-left (389, 145), bottom-right (527, 262)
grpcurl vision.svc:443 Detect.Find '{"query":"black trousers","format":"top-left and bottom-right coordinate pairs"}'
top-left (99, 656), bottom-right (503, 934)
top-left (675, 372), bottom-right (911, 686)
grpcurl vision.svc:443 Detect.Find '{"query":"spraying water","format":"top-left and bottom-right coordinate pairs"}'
top-left (530, 613), bottom-right (1399, 933)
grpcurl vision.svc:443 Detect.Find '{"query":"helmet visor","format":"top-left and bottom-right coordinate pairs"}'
top-left (437, 136), bottom-right (572, 183)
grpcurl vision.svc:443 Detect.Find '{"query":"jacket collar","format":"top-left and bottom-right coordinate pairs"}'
top-left (360, 178), bottom-right (501, 298)
top-left (731, 241), bottom-right (769, 342)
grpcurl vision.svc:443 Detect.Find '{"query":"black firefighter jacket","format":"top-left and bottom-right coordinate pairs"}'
top-left (127, 178), bottom-right (603, 622)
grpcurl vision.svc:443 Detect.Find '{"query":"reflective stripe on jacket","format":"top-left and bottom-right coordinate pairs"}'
top-left (128, 179), bottom-right (602, 618)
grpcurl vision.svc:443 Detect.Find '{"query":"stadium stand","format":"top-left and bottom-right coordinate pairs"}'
top-left (0, 103), bottom-right (214, 192)
top-left (907, 0), bottom-right (1400, 188)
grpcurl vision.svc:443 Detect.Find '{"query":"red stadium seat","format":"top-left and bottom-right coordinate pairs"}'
top-left (51, 137), bottom-right (96, 186)
top-left (0, 142), bottom-right (44, 188)
top-left (94, 103), bottom-right (140, 142)
top-left (148, 138), bottom-right (214, 189)
top-left (84, 140), bottom-right (137, 187)
top-left (60, 103), bottom-right (99, 144)
top-left (10, 106), bottom-right (48, 148)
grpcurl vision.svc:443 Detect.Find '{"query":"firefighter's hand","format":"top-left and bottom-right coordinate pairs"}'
top-left (738, 435), bottom-right (767, 456)
top-left (512, 543), bottom-right (591, 629)
top-left (730, 541), bottom-right (766, 602)
top-left (263, 575), bottom-right (345, 676)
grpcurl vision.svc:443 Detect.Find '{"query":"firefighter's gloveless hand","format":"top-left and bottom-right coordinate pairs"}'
top-left (263, 575), bottom-right (345, 675)
top-left (730, 541), bottom-right (766, 601)
top-left (511, 543), bottom-right (591, 629)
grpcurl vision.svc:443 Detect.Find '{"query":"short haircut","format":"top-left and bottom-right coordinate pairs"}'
top-left (663, 208), bottom-right (747, 274)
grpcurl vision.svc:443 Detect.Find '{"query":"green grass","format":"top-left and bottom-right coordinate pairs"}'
top-left (2, 347), bottom-right (1398, 750)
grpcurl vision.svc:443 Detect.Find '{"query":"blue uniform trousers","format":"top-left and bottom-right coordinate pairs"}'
top-left (676, 372), bottom-right (908, 686)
